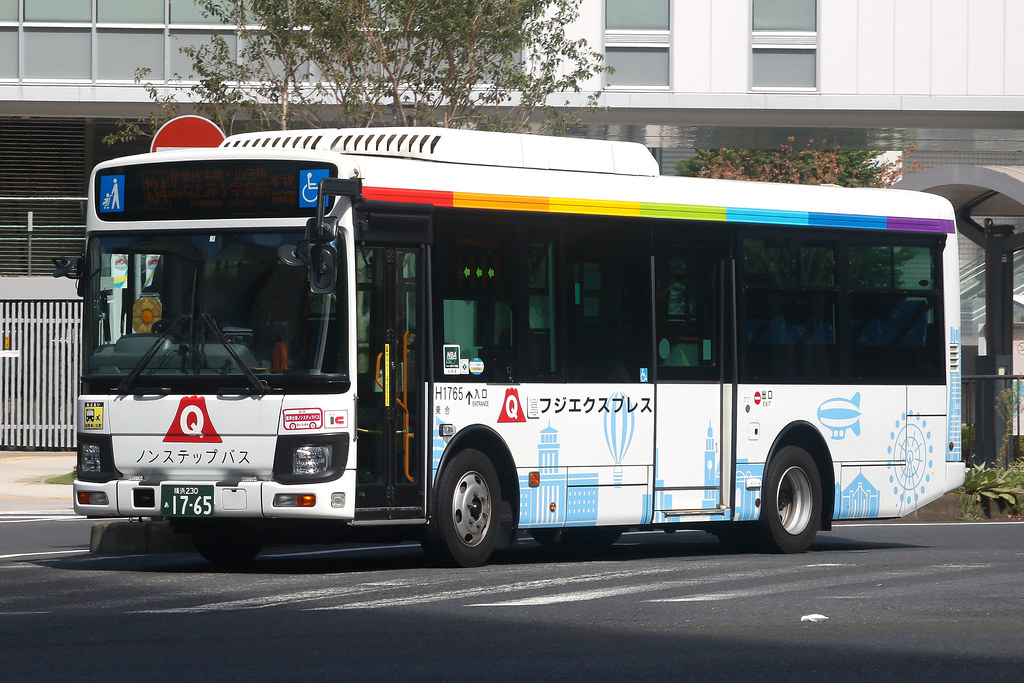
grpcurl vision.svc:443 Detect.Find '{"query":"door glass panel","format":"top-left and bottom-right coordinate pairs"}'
top-left (355, 245), bottom-right (421, 510)
top-left (656, 254), bottom-right (718, 378)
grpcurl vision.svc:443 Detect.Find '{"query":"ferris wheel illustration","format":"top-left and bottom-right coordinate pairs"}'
top-left (887, 412), bottom-right (934, 513)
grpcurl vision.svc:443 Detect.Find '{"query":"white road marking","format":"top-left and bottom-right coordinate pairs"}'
top-left (0, 549), bottom-right (90, 560)
top-left (0, 515), bottom-right (84, 524)
top-left (136, 579), bottom-right (419, 614)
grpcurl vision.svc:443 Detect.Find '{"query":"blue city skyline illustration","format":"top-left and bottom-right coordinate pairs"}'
top-left (947, 327), bottom-right (962, 462)
top-left (519, 423), bottom-right (600, 527)
top-left (837, 470), bottom-right (881, 519)
top-left (703, 420), bottom-right (719, 509)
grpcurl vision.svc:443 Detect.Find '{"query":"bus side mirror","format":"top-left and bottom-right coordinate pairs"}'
top-left (305, 215), bottom-right (339, 243)
top-left (309, 243), bottom-right (337, 294)
top-left (52, 255), bottom-right (82, 280)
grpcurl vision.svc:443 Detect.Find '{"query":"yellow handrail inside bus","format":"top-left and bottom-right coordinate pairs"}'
top-left (397, 330), bottom-right (415, 482)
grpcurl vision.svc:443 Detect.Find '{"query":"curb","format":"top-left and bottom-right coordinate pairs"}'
top-left (90, 519), bottom-right (194, 554)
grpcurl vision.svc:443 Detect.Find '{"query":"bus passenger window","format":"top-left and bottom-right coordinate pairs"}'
top-left (564, 228), bottom-right (650, 383)
top-left (434, 224), bottom-right (517, 382)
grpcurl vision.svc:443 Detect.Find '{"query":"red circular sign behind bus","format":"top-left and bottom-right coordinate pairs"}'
top-left (151, 115), bottom-right (226, 153)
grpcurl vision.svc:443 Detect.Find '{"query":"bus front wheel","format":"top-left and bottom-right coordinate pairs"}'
top-left (424, 449), bottom-right (502, 568)
top-left (758, 446), bottom-right (821, 553)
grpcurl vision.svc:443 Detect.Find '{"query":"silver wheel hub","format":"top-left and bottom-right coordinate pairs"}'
top-left (776, 465), bottom-right (813, 535)
top-left (451, 470), bottom-right (491, 547)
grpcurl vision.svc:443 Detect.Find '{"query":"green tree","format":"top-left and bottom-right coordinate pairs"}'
top-left (105, 0), bottom-right (607, 144)
top-left (676, 138), bottom-right (915, 188)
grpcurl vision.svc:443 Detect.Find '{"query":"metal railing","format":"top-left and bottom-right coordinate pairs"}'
top-left (0, 299), bottom-right (82, 450)
top-left (961, 374), bottom-right (1024, 467)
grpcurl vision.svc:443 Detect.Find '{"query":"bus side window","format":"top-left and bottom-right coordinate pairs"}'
top-left (526, 236), bottom-right (558, 378)
top-left (435, 222), bottom-right (517, 382)
top-left (564, 227), bottom-right (650, 383)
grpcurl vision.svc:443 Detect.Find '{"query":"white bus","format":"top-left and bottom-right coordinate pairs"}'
top-left (63, 128), bottom-right (964, 566)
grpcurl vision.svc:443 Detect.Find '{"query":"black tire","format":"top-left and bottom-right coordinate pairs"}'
top-left (423, 449), bottom-right (502, 568)
top-left (189, 520), bottom-right (264, 564)
top-left (758, 446), bottom-right (822, 553)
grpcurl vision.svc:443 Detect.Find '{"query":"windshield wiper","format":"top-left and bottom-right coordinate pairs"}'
top-left (116, 313), bottom-right (190, 395)
top-left (199, 312), bottom-right (267, 395)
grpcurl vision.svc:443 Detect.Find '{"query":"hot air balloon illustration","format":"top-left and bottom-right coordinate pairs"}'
top-left (817, 392), bottom-right (862, 440)
top-left (604, 392), bottom-right (635, 487)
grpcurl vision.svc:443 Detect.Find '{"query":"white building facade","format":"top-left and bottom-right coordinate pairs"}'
top-left (2, 0), bottom-right (1024, 278)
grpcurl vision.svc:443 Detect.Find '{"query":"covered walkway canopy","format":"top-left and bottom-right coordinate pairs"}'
top-left (896, 165), bottom-right (1024, 360)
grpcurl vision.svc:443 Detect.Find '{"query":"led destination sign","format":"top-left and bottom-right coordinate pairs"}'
top-left (96, 160), bottom-right (337, 221)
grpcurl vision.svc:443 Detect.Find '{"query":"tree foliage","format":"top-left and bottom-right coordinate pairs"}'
top-left (105, 0), bottom-right (607, 144)
top-left (676, 138), bottom-right (917, 188)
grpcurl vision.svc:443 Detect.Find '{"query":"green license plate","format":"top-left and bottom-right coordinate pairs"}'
top-left (161, 484), bottom-right (215, 518)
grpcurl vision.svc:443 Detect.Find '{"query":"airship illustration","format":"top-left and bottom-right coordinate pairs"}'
top-left (817, 393), bottom-right (862, 440)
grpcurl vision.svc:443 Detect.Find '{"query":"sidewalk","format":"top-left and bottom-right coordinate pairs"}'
top-left (0, 451), bottom-right (76, 513)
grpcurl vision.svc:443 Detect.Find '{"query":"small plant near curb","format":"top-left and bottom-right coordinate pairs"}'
top-left (956, 465), bottom-right (1024, 519)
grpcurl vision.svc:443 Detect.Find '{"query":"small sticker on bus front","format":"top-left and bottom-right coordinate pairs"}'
top-left (84, 402), bottom-right (104, 430)
top-left (284, 408), bottom-right (324, 431)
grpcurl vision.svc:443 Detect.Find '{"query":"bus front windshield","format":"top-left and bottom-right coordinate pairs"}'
top-left (82, 230), bottom-right (347, 392)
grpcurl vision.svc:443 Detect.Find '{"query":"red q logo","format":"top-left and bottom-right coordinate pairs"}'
top-left (164, 396), bottom-right (222, 443)
top-left (497, 388), bottom-right (526, 423)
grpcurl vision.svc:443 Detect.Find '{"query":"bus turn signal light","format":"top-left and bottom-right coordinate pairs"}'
top-left (77, 491), bottom-right (108, 506)
top-left (273, 494), bottom-right (316, 508)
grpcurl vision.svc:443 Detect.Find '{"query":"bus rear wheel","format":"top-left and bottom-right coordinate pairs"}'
top-left (758, 446), bottom-right (821, 553)
top-left (424, 449), bottom-right (501, 568)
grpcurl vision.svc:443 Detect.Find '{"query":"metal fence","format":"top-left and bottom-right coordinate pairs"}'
top-left (961, 374), bottom-right (1024, 468)
top-left (0, 299), bottom-right (81, 450)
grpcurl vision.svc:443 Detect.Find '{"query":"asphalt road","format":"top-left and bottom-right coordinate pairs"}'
top-left (1, 520), bottom-right (1023, 681)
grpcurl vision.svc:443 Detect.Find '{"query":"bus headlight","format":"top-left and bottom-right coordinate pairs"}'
top-left (293, 444), bottom-right (331, 476)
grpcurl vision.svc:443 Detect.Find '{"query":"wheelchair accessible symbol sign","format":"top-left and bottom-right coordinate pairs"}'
top-left (299, 169), bottom-right (331, 208)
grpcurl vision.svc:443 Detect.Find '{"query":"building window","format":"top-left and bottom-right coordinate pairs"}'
top-left (751, 0), bottom-right (817, 90)
top-left (25, 0), bottom-right (91, 22)
top-left (98, 30), bottom-right (165, 80)
top-left (24, 28), bottom-right (92, 79)
top-left (0, 0), bottom-right (18, 22)
top-left (98, 0), bottom-right (165, 24)
top-left (605, 0), bottom-right (670, 88)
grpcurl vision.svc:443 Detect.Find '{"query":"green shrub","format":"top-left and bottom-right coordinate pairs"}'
top-left (957, 465), bottom-right (1023, 517)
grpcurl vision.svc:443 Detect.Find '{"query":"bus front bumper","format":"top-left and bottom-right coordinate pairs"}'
top-left (73, 471), bottom-right (357, 521)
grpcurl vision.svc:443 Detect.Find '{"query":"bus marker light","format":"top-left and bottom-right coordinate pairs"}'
top-left (273, 494), bottom-right (316, 508)
top-left (529, 471), bottom-right (540, 487)
top-left (549, 502), bottom-right (556, 512)
top-left (78, 492), bottom-right (108, 506)
top-left (331, 493), bottom-right (345, 508)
